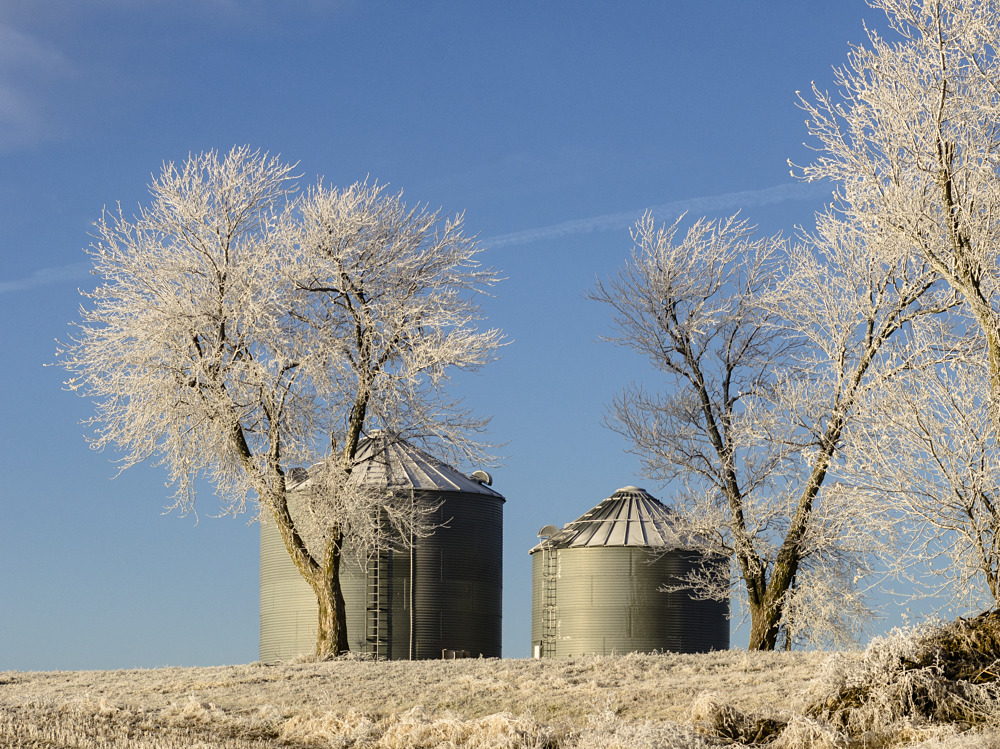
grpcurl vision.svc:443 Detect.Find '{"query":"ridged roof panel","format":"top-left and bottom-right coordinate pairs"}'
top-left (290, 432), bottom-right (503, 499)
top-left (349, 432), bottom-right (503, 497)
top-left (532, 486), bottom-right (679, 550)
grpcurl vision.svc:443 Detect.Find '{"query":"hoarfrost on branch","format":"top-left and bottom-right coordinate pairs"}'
top-left (58, 146), bottom-right (504, 657)
top-left (593, 210), bottom-right (952, 649)
top-left (798, 0), bottom-right (1000, 610)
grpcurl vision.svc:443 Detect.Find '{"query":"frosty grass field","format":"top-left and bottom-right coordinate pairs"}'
top-left (4, 637), bottom-right (1000, 748)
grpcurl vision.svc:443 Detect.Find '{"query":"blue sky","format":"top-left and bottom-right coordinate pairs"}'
top-left (0, 1), bottom-right (894, 670)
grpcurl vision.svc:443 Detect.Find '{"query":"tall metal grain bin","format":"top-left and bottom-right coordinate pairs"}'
top-left (530, 486), bottom-right (728, 658)
top-left (260, 432), bottom-right (504, 663)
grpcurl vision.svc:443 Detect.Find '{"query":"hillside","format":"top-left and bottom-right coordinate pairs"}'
top-left (1, 648), bottom-right (996, 748)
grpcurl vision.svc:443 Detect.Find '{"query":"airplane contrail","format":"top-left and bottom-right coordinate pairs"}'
top-left (1, 182), bottom-right (830, 295)
top-left (484, 181), bottom-right (830, 248)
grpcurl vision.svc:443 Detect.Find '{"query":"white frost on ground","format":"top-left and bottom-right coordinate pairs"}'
top-left (1, 650), bottom-right (996, 747)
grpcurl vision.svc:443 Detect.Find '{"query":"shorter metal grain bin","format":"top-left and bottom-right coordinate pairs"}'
top-left (530, 486), bottom-right (728, 657)
top-left (260, 433), bottom-right (504, 663)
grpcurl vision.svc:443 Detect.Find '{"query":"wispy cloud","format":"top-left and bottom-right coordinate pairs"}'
top-left (485, 181), bottom-right (830, 248)
top-left (0, 23), bottom-right (73, 149)
top-left (0, 261), bottom-right (91, 295)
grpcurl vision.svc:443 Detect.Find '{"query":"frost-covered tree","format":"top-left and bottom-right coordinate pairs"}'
top-left (592, 211), bottom-right (951, 649)
top-left (797, 0), bottom-right (1000, 421)
top-left (846, 345), bottom-right (1000, 611)
top-left (59, 147), bottom-right (503, 657)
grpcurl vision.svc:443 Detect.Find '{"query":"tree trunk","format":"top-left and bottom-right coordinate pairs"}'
top-left (313, 530), bottom-right (350, 658)
top-left (746, 554), bottom-right (800, 651)
top-left (747, 598), bottom-right (782, 650)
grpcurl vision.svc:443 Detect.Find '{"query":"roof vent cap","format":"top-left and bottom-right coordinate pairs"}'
top-left (470, 470), bottom-right (493, 486)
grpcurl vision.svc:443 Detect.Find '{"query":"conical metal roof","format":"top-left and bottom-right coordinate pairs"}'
top-left (348, 432), bottom-right (503, 498)
top-left (289, 432), bottom-right (503, 499)
top-left (532, 486), bottom-right (678, 550)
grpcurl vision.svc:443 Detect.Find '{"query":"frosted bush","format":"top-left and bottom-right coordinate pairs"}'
top-left (816, 624), bottom-right (926, 699)
top-left (809, 615), bottom-right (1000, 739)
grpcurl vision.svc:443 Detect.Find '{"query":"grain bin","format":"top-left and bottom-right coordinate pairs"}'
top-left (260, 432), bottom-right (504, 663)
top-left (530, 486), bottom-right (728, 658)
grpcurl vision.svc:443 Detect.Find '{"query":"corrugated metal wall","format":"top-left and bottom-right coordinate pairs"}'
top-left (259, 514), bottom-right (318, 664)
top-left (411, 491), bottom-right (503, 659)
top-left (341, 540), bottom-right (414, 659)
top-left (530, 546), bottom-right (729, 657)
top-left (260, 489), bottom-right (503, 663)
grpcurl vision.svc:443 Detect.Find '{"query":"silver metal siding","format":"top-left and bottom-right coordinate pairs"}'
top-left (531, 546), bottom-right (728, 657)
top-left (341, 543), bottom-right (414, 658)
top-left (261, 487), bottom-right (503, 661)
top-left (259, 514), bottom-right (317, 664)
top-left (341, 551), bottom-right (366, 654)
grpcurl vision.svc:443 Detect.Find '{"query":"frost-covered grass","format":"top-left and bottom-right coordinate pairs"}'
top-left (2, 647), bottom-right (998, 748)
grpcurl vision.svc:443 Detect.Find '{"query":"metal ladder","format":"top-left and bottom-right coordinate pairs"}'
top-left (541, 547), bottom-right (557, 656)
top-left (365, 543), bottom-right (392, 659)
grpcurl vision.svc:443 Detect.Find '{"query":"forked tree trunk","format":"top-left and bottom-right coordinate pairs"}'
top-left (744, 552), bottom-right (800, 651)
top-left (733, 535), bottom-right (791, 651)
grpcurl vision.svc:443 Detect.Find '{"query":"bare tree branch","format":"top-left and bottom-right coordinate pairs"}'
top-left (58, 148), bottom-right (504, 657)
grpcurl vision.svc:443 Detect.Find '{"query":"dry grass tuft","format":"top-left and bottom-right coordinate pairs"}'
top-left (689, 691), bottom-right (786, 745)
top-left (769, 715), bottom-right (848, 749)
top-left (279, 706), bottom-right (559, 748)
